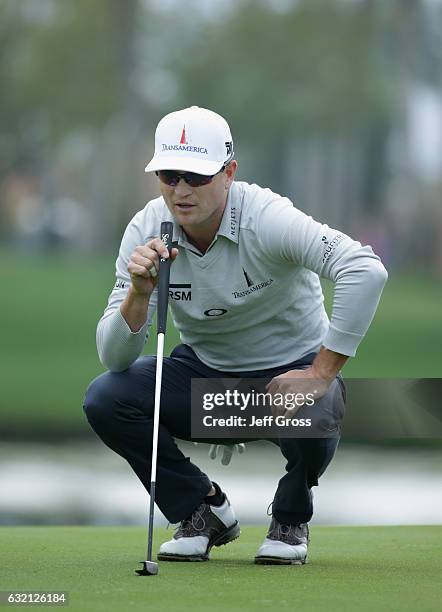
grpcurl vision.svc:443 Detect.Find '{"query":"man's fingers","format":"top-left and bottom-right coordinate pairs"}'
top-left (148, 237), bottom-right (171, 259)
top-left (134, 245), bottom-right (160, 262)
top-left (131, 250), bottom-right (160, 279)
top-left (129, 260), bottom-right (157, 280)
top-left (127, 262), bottom-right (151, 278)
top-left (271, 404), bottom-right (286, 418)
top-left (130, 241), bottom-right (178, 282)
top-left (132, 252), bottom-right (157, 268)
top-left (265, 378), bottom-right (276, 393)
top-left (221, 446), bottom-right (234, 466)
top-left (208, 444), bottom-right (246, 465)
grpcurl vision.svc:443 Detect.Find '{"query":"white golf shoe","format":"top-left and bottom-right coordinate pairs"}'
top-left (157, 495), bottom-right (240, 562)
top-left (254, 518), bottom-right (309, 565)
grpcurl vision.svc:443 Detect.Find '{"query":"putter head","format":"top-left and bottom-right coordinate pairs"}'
top-left (135, 560), bottom-right (159, 576)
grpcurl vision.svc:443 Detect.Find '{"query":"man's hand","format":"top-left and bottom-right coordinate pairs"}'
top-left (266, 367), bottom-right (330, 417)
top-left (121, 237), bottom-right (178, 332)
top-left (209, 444), bottom-right (246, 466)
top-left (266, 348), bottom-right (348, 418)
top-left (128, 237), bottom-right (179, 298)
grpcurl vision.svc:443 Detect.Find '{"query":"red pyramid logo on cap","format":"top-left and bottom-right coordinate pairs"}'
top-left (180, 125), bottom-right (187, 144)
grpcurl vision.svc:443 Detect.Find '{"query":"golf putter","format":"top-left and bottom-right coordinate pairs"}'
top-left (136, 221), bottom-right (173, 576)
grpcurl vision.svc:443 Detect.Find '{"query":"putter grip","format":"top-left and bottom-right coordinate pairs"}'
top-left (157, 221), bottom-right (173, 334)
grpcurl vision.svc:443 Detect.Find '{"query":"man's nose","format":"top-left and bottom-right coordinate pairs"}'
top-left (174, 177), bottom-right (193, 196)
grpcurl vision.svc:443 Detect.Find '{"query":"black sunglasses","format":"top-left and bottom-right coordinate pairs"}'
top-left (155, 159), bottom-right (233, 188)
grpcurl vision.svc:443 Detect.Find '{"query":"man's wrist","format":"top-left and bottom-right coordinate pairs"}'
top-left (120, 286), bottom-right (151, 332)
top-left (128, 285), bottom-right (152, 301)
top-left (312, 347), bottom-right (348, 382)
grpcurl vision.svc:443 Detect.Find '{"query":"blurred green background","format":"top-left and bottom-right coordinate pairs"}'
top-left (1, 251), bottom-right (440, 433)
top-left (1, 0), bottom-right (441, 435)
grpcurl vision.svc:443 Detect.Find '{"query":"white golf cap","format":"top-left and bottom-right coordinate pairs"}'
top-left (144, 106), bottom-right (234, 175)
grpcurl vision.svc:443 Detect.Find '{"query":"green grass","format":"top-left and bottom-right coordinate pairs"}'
top-left (1, 249), bottom-right (441, 432)
top-left (1, 526), bottom-right (440, 611)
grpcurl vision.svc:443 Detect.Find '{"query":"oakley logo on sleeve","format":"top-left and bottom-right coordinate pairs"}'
top-left (114, 279), bottom-right (127, 289)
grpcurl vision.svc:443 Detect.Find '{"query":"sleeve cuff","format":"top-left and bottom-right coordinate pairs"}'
top-left (322, 324), bottom-right (364, 358)
top-left (113, 307), bottom-right (149, 340)
top-left (96, 308), bottom-right (149, 372)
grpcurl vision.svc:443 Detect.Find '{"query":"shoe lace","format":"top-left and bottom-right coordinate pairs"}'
top-left (175, 504), bottom-right (207, 537)
top-left (269, 520), bottom-right (297, 541)
top-left (267, 501), bottom-right (297, 540)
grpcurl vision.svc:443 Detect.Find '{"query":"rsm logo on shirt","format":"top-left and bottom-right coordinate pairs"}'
top-left (169, 284), bottom-right (191, 301)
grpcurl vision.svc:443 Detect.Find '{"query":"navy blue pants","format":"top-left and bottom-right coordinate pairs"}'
top-left (83, 344), bottom-right (343, 525)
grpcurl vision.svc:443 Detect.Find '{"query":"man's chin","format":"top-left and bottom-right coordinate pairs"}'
top-left (173, 207), bottom-right (202, 224)
top-left (174, 206), bottom-right (197, 215)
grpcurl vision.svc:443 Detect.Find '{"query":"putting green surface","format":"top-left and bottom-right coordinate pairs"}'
top-left (1, 526), bottom-right (440, 611)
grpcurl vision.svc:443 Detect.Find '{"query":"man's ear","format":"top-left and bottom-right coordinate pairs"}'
top-left (225, 160), bottom-right (238, 186)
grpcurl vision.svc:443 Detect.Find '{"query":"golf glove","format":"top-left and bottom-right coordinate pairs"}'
top-left (208, 443), bottom-right (246, 466)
